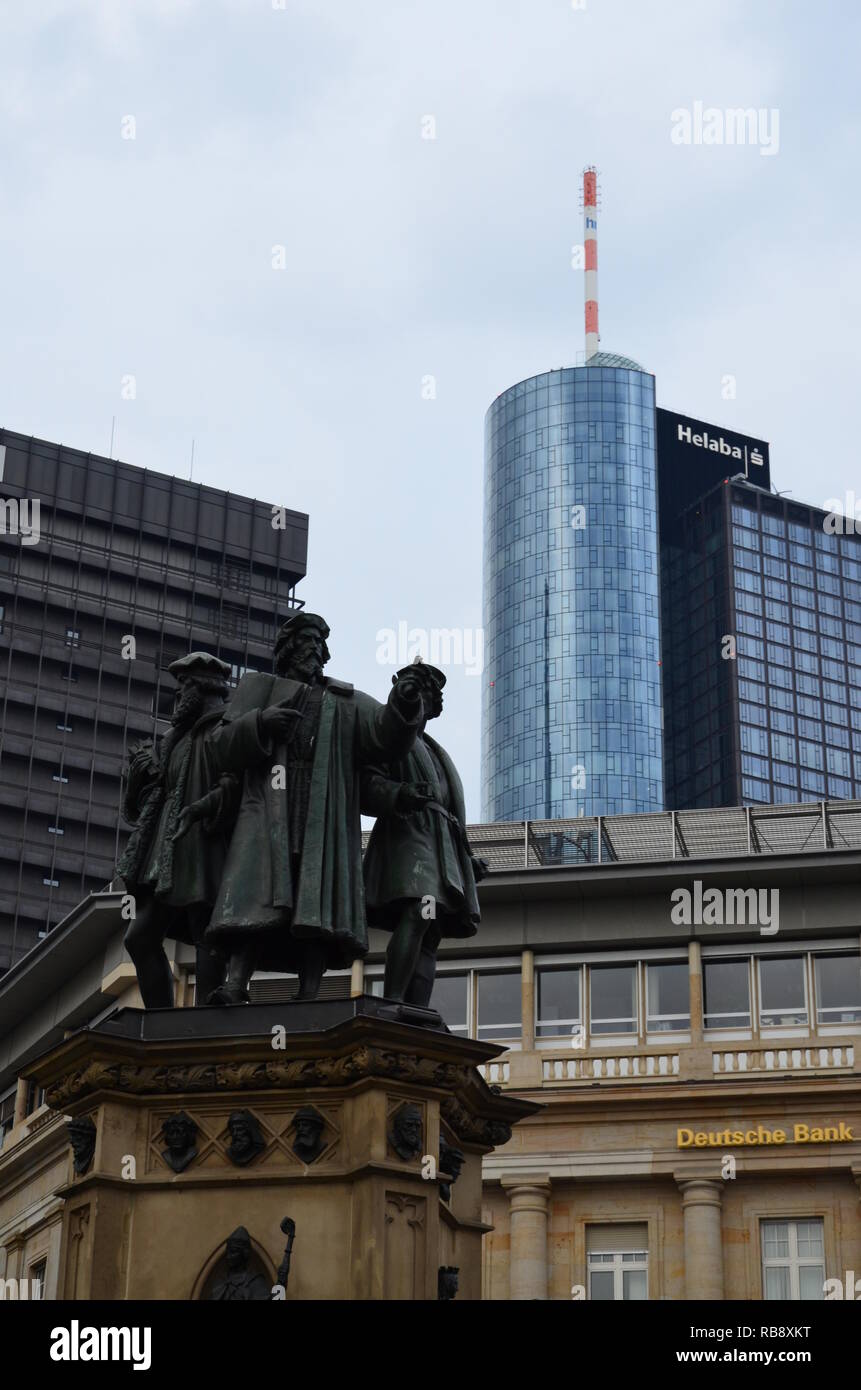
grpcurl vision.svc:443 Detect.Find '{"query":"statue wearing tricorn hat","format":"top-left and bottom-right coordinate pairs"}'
top-left (117, 651), bottom-right (236, 1008)
top-left (200, 613), bottom-right (426, 1004)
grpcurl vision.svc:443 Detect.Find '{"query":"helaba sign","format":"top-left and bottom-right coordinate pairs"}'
top-left (676, 423), bottom-right (765, 470)
top-left (655, 408), bottom-right (771, 506)
top-left (677, 1122), bottom-right (855, 1148)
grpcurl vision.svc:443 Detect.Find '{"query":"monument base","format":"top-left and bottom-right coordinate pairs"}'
top-left (25, 996), bottom-right (537, 1301)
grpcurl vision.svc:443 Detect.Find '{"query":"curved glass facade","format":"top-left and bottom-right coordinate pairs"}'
top-left (482, 365), bottom-right (664, 821)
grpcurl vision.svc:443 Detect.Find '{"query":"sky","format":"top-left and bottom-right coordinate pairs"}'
top-left (1, 0), bottom-right (859, 818)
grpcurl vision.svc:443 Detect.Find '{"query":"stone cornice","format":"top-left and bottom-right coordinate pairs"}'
top-left (26, 1005), bottom-right (540, 1151)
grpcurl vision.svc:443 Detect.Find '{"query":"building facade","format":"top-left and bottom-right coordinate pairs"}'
top-left (3, 802), bottom-right (860, 1301)
top-left (662, 474), bottom-right (861, 810)
top-left (483, 369), bottom-right (860, 821)
top-left (482, 358), bottom-right (663, 823)
top-left (0, 429), bottom-right (308, 973)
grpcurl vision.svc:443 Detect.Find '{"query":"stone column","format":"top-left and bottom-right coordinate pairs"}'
top-left (521, 950), bottom-right (535, 1052)
top-left (350, 959), bottom-right (364, 998)
top-left (13, 1076), bottom-right (28, 1127)
top-left (501, 1175), bottom-right (552, 1300)
top-left (678, 1178), bottom-right (724, 1299)
top-left (689, 941), bottom-right (704, 1044)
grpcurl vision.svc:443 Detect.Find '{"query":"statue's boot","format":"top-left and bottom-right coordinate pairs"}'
top-left (206, 984), bottom-right (250, 1006)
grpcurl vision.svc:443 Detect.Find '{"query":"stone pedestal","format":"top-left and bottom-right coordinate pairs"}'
top-left (25, 997), bottom-right (537, 1301)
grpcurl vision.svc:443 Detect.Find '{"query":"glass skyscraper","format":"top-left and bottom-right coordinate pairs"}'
top-left (482, 356), bottom-right (664, 821)
top-left (663, 476), bottom-right (861, 808)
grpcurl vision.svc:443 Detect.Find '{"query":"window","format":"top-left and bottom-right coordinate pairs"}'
top-left (536, 966), bottom-right (581, 1038)
top-left (65, 628), bottom-right (80, 646)
top-left (47, 825), bottom-right (64, 836)
top-left (429, 973), bottom-right (469, 1036)
top-left (590, 964), bottom-right (636, 1035)
top-left (704, 958), bottom-right (750, 1029)
top-left (0, 1088), bottom-right (15, 1150)
top-left (761, 1219), bottom-right (824, 1300)
top-left (759, 956), bottom-right (807, 1026)
top-left (28, 1258), bottom-right (47, 1301)
top-left (43, 876), bottom-right (60, 888)
top-left (646, 962), bottom-right (690, 1032)
top-left (0, 602), bottom-right (4, 633)
top-left (61, 665), bottom-right (78, 682)
top-left (51, 774), bottom-right (69, 784)
top-left (26, 1080), bottom-right (45, 1115)
top-left (476, 971), bottom-right (521, 1042)
top-left (587, 1225), bottom-right (648, 1300)
top-left (814, 953), bottom-right (861, 1025)
top-left (56, 722), bottom-right (72, 733)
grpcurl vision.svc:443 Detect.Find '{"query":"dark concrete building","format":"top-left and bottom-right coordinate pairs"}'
top-left (0, 428), bottom-right (308, 973)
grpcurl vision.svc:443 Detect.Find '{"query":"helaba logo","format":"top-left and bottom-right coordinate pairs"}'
top-left (677, 424), bottom-right (763, 468)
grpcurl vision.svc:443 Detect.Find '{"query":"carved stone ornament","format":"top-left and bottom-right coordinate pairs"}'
top-left (291, 1106), bottom-right (327, 1163)
top-left (160, 1110), bottom-right (199, 1173)
top-left (388, 1102), bottom-right (423, 1160)
top-left (438, 1135), bottom-right (465, 1202)
top-left (44, 1048), bottom-right (515, 1150)
top-left (226, 1109), bottom-right (266, 1167)
top-left (438, 1265), bottom-right (459, 1300)
top-left (66, 1115), bottom-right (97, 1175)
top-left (208, 1226), bottom-right (271, 1301)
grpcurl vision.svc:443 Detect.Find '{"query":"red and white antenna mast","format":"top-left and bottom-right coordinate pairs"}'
top-left (582, 166), bottom-right (600, 359)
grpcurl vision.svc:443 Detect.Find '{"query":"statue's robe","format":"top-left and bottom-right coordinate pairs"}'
top-left (203, 672), bottom-right (421, 969)
top-left (116, 709), bottom-right (228, 930)
top-left (210, 1268), bottom-right (271, 1301)
top-left (361, 732), bottom-right (480, 938)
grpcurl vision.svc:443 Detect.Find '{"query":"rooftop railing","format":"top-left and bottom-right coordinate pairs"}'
top-left (461, 801), bottom-right (861, 872)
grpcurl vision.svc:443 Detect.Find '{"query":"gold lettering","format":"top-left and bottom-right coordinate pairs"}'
top-left (794, 1123), bottom-right (810, 1142)
top-left (677, 1129), bottom-right (694, 1148)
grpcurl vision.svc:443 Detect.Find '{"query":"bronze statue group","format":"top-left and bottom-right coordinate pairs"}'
top-left (117, 612), bottom-right (487, 1013)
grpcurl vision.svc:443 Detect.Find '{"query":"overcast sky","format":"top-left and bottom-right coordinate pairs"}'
top-left (1, 0), bottom-right (858, 817)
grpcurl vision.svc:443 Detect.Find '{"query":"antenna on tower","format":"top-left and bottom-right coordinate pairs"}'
top-left (581, 166), bottom-right (601, 360)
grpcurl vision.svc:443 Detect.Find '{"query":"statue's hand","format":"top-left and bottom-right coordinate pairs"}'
top-left (470, 855), bottom-right (490, 883)
top-left (396, 782), bottom-right (435, 813)
top-left (260, 704), bottom-right (304, 744)
top-left (392, 676), bottom-right (422, 709)
top-left (172, 806), bottom-right (196, 843)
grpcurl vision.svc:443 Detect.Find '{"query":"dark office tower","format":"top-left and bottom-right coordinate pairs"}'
top-left (660, 427), bottom-right (861, 808)
top-left (658, 408), bottom-right (770, 810)
top-left (482, 357), bottom-right (664, 822)
top-left (0, 429), bottom-right (308, 973)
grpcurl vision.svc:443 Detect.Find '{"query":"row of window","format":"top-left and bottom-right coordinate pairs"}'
top-left (589, 1218), bottom-right (826, 1301)
top-left (374, 951), bottom-right (861, 1041)
top-left (731, 501), bottom-right (859, 549)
